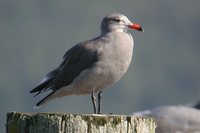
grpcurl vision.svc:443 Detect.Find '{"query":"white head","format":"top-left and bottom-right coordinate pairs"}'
top-left (101, 13), bottom-right (143, 34)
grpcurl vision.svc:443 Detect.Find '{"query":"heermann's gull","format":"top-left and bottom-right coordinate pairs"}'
top-left (30, 13), bottom-right (143, 114)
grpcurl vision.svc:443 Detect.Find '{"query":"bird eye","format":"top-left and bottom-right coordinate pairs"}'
top-left (108, 18), bottom-right (120, 22)
top-left (114, 19), bottom-right (120, 22)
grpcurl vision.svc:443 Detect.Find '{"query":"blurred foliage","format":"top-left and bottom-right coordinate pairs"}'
top-left (1, 0), bottom-right (200, 132)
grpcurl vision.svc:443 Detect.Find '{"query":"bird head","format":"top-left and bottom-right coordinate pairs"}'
top-left (101, 13), bottom-right (143, 34)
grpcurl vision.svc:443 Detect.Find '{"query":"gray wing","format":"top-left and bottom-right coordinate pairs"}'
top-left (30, 41), bottom-right (100, 96)
top-left (52, 42), bottom-right (99, 91)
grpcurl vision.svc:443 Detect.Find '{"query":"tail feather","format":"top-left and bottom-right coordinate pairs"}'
top-left (34, 91), bottom-right (55, 108)
top-left (34, 86), bottom-right (74, 108)
top-left (30, 68), bottom-right (59, 95)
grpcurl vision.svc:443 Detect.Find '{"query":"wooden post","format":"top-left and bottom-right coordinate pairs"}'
top-left (7, 112), bottom-right (156, 133)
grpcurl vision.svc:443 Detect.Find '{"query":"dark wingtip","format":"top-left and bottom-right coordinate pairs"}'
top-left (30, 89), bottom-right (35, 93)
top-left (30, 80), bottom-right (51, 94)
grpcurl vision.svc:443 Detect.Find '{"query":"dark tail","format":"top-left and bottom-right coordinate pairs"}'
top-left (34, 91), bottom-right (55, 108)
top-left (30, 68), bottom-right (59, 96)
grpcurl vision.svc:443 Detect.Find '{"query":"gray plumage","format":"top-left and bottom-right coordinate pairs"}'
top-left (30, 13), bottom-right (143, 112)
top-left (133, 102), bottom-right (200, 133)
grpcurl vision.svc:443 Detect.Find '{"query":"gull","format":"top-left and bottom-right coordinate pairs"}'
top-left (133, 101), bottom-right (200, 132)
top-left (30, 13), bottom-right (143, 114)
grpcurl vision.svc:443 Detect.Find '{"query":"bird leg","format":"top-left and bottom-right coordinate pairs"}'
top-left (97, 91), bottom-right (102, 114)
top-left (91, 91), bottom-right (97, 114)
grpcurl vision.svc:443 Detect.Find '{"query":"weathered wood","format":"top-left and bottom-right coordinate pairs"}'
top-left (7, 112), bottom-right (156, 133)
